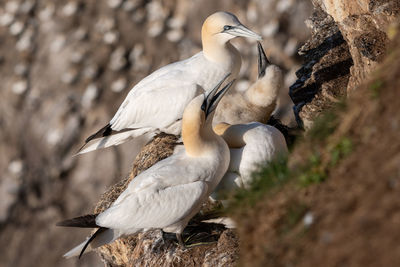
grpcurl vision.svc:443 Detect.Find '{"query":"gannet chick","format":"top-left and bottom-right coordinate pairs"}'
top-left (57, 77), bottom-right (234, 258)
top-left (78, 11), bottom-right (262, 155)
top-left (214, 42), bottom-right (283, 125)
top-left (210, 122), bottom-right (288, 202)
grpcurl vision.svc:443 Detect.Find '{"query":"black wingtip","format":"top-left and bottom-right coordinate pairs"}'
top-left (257, 41), bottom-right (270, 78)
top-left (76, 123), bottom-right (112, 154)
top-left (56, 214), bottom-right (99, 228)
top-left (85, 123), bottom-right (112, 143)
top-left (79, 227), bottom-right (107, 259)
top-left (76, 142), bottom-right (88, 154)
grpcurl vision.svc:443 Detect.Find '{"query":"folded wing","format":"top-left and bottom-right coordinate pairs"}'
top-left (96, 181), bottom-right (208, 231)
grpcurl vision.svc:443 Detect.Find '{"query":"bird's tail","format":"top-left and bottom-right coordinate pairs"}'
top-left (63, 228), bottom-right (119, 259)
top-left (57, 214), bottom-right (120, 259)
top-left (63, 239), bottom-right (88, 259)
top-left (76, 128), bottom-right (154, 155)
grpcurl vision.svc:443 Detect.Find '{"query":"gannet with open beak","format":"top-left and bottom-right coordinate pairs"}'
top-left (210, 121), bottom-right (288, 202)
top-left (78, 11), bottom-right (261, 155)
top-left (57, 77), bottom-right (233, 258)
top-left (214, 42), bottom-right (283, 125)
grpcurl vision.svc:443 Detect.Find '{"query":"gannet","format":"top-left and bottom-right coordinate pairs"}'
top-left (78, 11), bottom-right (261, 155)
top-left (57, 77), bottom-right (233, 258)
top-left (214, 42), bottom-right (283, 125)
top-left (210, 121), bottom-right (288, 202)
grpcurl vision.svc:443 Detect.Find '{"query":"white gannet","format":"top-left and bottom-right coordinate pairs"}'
top-left (78, 11), bottom-right (261, 155)
top-left (214, 42), bottom-right (283, 125)
top-left (210, 121), bottom-right (288, 202)
top-left (57, 77), bottom-right (233, 258)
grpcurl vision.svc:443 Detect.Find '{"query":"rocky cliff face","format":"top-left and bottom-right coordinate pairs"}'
top-left (316, 0), bottom-right (398, 89)
top-left (289, 7), bottom-right (353, 128)
top-left (0, 1), bottom-right (311, 267)
top-left (290, 0), bottom-right (399, 128)
top-left (236, 21), bottom-right (400, 267)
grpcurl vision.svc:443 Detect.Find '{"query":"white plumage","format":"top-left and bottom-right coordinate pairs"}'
top-left (211, 122), bottom-right (288, 201)
top-left (59, 77), bottom-right (233, 258)
top-left (78, 11), bottom-right (261, 155)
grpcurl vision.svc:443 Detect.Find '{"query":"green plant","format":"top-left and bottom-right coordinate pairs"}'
top-left (229, 157), bottom-right (291, 208)
top-left (329, 137), bottom-right (353, 166)
top-left (298, 152), bottom-right (327, 187)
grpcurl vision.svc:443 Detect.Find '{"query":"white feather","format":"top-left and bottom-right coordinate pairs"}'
top-left (63, 240), bottom-right (87, 259)
top-left (77, 129), bottom-right (154, 155)
top-left (213, 122), bottom-right (288, 201)
top-left (63, 229), bottom-right (120, 258)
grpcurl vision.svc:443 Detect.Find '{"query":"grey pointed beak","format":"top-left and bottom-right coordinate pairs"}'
top-left (202, 73), bottom-right (231, 113)
top-left (206, 79), bottom-right (235, 118)
top-left (257, 42), bottom-right (270, 78)
top-left (227, 24), bottom-right (262, 41)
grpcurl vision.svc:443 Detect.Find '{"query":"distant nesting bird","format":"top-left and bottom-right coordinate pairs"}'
top-left (78, 11), bottom-right (261, 155)
top-left (214, 42), bottom-right (283, 125)
top-left (210, 121), bottom-right (288, 202)
top-left (57, 76), bottom-right (233, 258)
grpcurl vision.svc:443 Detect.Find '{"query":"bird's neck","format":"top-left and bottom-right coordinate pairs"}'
top-left (214, 124), bottom-right (246, 148)
top-left (245, 66), bottom-right (282, 108)
top-left (202, 34), bottom-right (236, 64)
top-left (182, 119), bottom-right (220, 156)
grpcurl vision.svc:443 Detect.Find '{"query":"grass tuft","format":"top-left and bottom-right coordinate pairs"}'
top-left (229, 157), bottom-right (291, 209)
top-left (228, 102), bottom-right (355, 210)
top-left (329, 137), bottom-right (353, 166)
top-left (298, 152), bottom-right (327, 187)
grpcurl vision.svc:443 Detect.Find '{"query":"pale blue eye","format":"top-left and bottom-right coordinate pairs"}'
top-left (223, 25), bottom-right (232, 31)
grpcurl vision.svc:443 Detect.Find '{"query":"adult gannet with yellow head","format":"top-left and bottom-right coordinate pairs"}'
top-left (78, 12), bottom-right (261, 154)
top-left (57, 76), bottom-right (234, 258)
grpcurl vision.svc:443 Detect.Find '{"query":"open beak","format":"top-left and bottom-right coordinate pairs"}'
top-left (202, 73), bottom-right (230, 113)
top-left (226, 24), bottom-right (262, 41)
top-left (257, 42), bottom-right (270, 78)
top-left (206, 79), bottom-right (235, 118)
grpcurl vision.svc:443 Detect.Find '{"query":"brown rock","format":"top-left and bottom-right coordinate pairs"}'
top-left (316, 0), bottom-right (399, 90)
top-left (289, 7), bottom-right (353, 129)
top-left (290, 0), bottom-right (399, 128)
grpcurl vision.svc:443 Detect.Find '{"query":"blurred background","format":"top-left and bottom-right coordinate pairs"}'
top-left (0, 0), bottom-right (312, 266)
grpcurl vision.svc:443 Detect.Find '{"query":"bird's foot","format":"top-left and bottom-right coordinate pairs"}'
top-left (176, 233), bottom-right (186, 250)
top-left (185, 241), bottom-right (217, 248)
